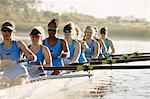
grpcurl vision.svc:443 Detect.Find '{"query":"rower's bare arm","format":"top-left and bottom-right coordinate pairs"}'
top-left (61, 39), bottom-right (70, 58)
top-left (91, 40), bottom-right (100, 59)
top-left (109, 40), bottom-right (115, 55)
top-left (0, 56), bottom-right (4, 70)
top-left (82, 41), bottom-right (90, 52)
top-left (42, 46), bottom-right (53, 67)
top-left (70, 41), bottom-right (81, 63)
top-left (100, 38), bottom-right (106, 51)
top-left (17, 40), bottom-right (37, 62)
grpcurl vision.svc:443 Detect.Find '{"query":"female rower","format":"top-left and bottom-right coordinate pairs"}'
top-left (93, 26), bottom-right (99, 41)
top-left (75, 25), bottom-right (89, 63)
top-left (84, 26), bottom-right (100, 61)
top-left (63, 22), bottom-right (81, 64)
top-left (99, 27), bottom-right (115, 59)
top-left (43, 19), bottom-right (69, 75)
top-left (0, 21), bottom-right (36, 87)
top-left (27, 26), bottom-right (52, 77)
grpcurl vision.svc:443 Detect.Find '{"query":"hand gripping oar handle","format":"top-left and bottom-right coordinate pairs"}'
top-left (16, 58), bottom-right (28, 64)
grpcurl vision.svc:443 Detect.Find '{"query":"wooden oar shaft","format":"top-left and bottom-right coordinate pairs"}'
top-left (40, 65), bottom-right (150, 71)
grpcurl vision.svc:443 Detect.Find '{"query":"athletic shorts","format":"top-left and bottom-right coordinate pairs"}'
top-left (3, 64), bottom-right (29, 83)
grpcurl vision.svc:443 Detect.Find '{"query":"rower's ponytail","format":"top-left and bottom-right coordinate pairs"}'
top-left (48, 19), bottom-right (59, 28)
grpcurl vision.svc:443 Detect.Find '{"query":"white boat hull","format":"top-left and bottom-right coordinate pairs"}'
top-left (0, 71), bottom-right (91, 99)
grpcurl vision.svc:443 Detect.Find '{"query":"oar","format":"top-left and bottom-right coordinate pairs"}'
top-left (70, 56), bottom-right (150, 65)
top-left (94, 51), bottom-right (150, 61)
top-left (111, 52), bottom-right (150, 57)
top-left (92, 55), bottom-right (150, 61)
top-left (39, 65), bottom-right (150, 71)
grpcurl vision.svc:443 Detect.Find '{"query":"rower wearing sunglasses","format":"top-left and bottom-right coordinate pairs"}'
top-left (0, 21), bottom-right (36, 87)
top-left (43, 19), bottom-right (70, 75)
top-left (63, 22), bottom-right (81, 64)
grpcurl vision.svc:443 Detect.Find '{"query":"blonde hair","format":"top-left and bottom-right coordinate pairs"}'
top-left (33, 26), bottom-right (45, 40)
top-left (84, 26), bottom-right (96, 39)
top-left (64, 21), bottom-right (76, 39)
top-left (75, 25), bottom-right (84, 41)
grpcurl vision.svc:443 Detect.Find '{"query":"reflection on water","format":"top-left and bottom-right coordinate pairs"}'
top-left (59, 40), bottom-right (150, 99)
top-left (61, 69), bottom-right (150, 99)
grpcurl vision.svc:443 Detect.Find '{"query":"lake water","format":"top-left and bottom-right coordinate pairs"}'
top-left (0, 40), bottom-right (150, 99)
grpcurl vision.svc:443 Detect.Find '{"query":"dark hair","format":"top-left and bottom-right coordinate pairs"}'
top-left (48, 19), bottom-right (59, 28)
top-left (30, 28), bottom-right (41, 35)
top-left (1, 21), bottom-right (15, 31)
top-left (63, 24), bottom-right (72, 32)
top-left (100, 27), bottom-right (107, 34)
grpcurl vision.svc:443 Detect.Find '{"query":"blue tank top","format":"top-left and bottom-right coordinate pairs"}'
top-left (27, 45), bottom-right (44, 67)
top-left (99, 39), bottom-right (110, 59)
top-left (67, 40), bottom-right (75, 60)
top-left (104, 39), bottom-right (109, 51)
top-left (78, 49), bottom-right (87, 63)
top-left (43, 38), bottom-right (63, 67)
top-left (0, 41), bottom-right (21, 61)
top-left (85, 40), bottom-right (95, 57)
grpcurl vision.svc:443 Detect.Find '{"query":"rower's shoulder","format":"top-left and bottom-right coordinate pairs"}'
top-left (16, 40), bottom-right (26, 46)
top-left (41, 45), bottom-right (49, 51)
top-left (74, 40), bottom-right (81, 46)
top-left (107, 39), bottom-right (113, 44)
top-left (59, 38), bottom-right (67, 44)
top-left (93, 39), bottom-right (99, 44)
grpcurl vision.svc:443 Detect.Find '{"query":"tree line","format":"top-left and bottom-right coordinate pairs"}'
top-left (0, 0), bottom-right (149, 41)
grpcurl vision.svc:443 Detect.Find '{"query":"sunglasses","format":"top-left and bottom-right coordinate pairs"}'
top-left (85, 31), bottom-right (92, 34)
top-left (64, 29), bottom-right (72, 33)
top-left (100, 32), bottom-right (106, 34)
top-left (30, 35), bottom-right (41, 38)
top-left (48, 28), bottom-right (58, 32)
top-left (2, 29), bottom-right (13, 33)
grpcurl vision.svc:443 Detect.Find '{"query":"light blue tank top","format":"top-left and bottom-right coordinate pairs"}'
top-left (99, 39), bottom-right (110, 59)
top-left (28, 45), bottom-right (44, 67)
top-left (0, 41), bottom-right (21, 61)
top-left (85, 40), bottom-right (95, 57)
top-left (104, 39), bottom-right (109, 51)
top-left (78, 49), bottom-right (87, 63)
top-left (67, 40), bottom-right (75, 60)
top-left (43, 38), bottom-right (63, 67)
top-left (78, 41), bottom-right (87, 63)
